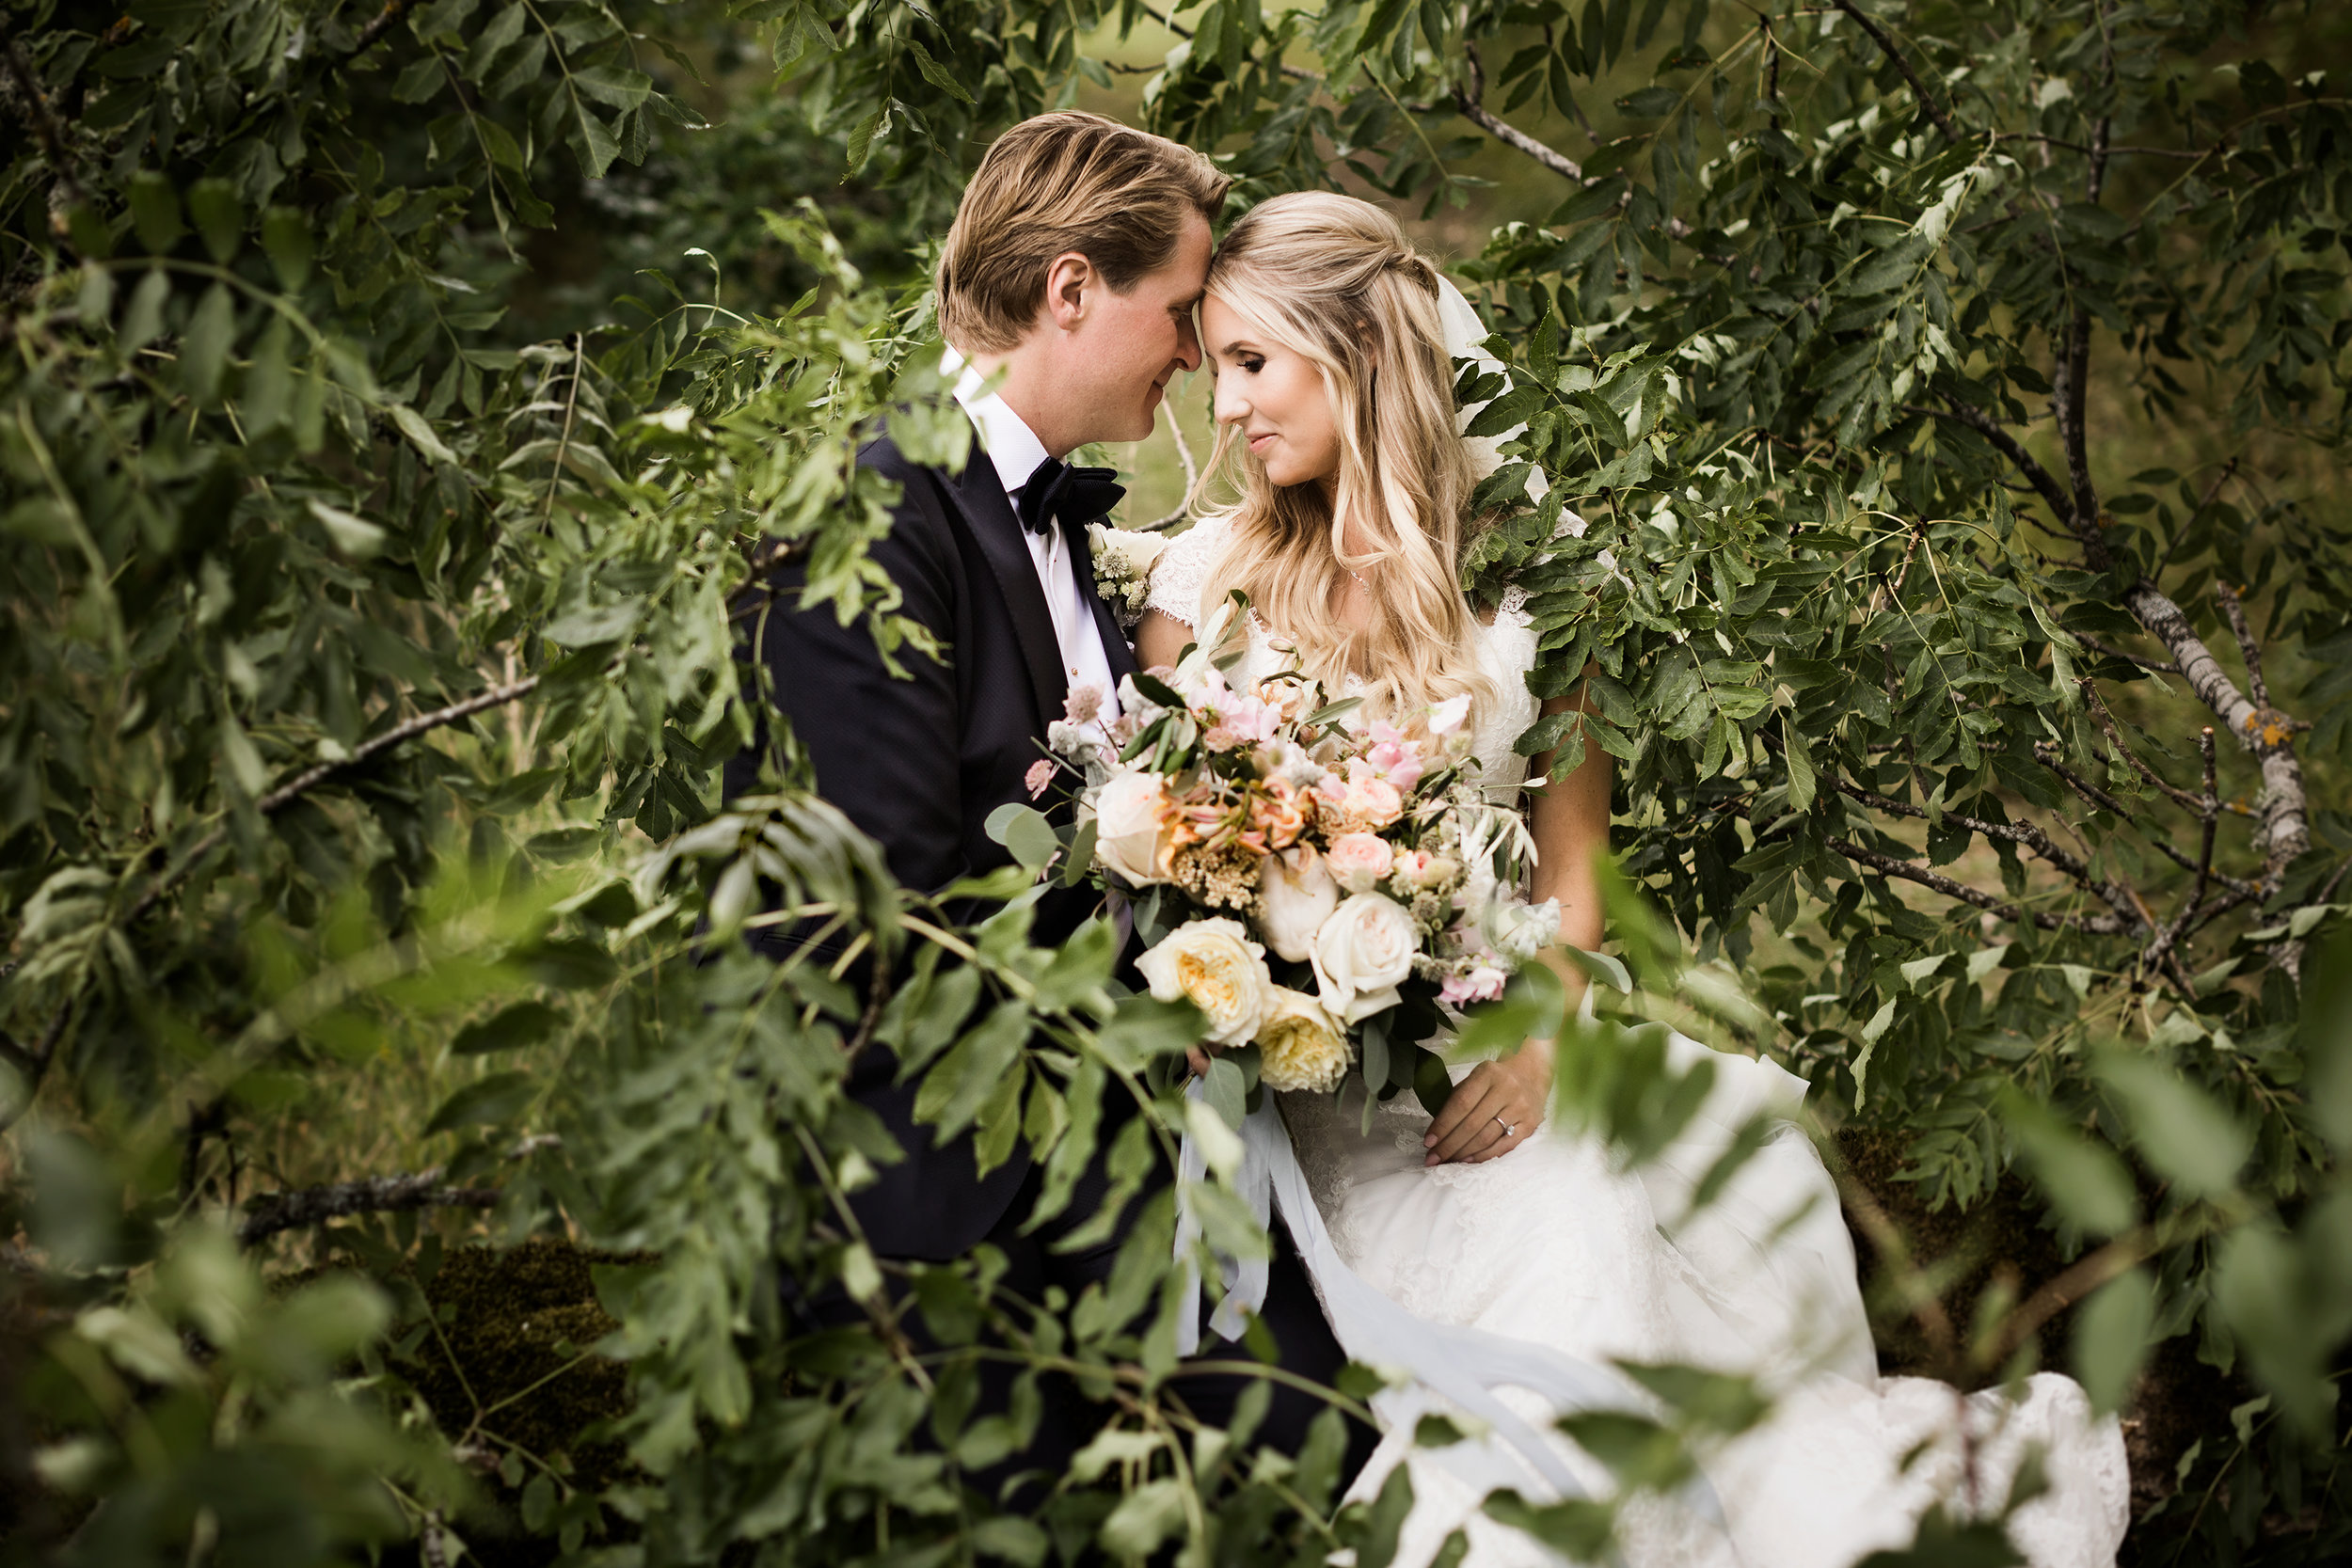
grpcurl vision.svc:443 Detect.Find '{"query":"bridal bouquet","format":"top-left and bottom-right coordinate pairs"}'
top-left (1037, 598), bottom-right (1559, 1099)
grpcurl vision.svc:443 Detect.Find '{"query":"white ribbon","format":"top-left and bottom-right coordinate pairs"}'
top-left (1175, 1087), bottom-right (1730, 1522)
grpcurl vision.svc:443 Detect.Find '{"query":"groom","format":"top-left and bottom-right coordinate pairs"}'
top-left (726, 112), bottom-right (1367, 1483)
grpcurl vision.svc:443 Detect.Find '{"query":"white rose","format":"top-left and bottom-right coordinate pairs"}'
top-left (1094, 768), bottom-right (1175, 886)
top-left (1311, 892), bottom-right (1420, 1024)
top-left (1254, 987), bottom-right (1351, 1094)
top-left (1091, 524), bottom-right (1168, 578)
top-left (1137, 917), bottom-right (1272, 1046)
top-left (1255, 846), bottom-right (1339, 963)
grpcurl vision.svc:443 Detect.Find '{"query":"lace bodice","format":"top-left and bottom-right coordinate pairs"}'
top-left (1142, 515), bottom-right (1539, 801)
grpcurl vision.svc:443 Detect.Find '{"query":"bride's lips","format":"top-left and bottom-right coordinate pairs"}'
top-left (1247, 432), bottom-right (1276, 454)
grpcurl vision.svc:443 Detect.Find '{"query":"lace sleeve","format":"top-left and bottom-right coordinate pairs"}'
top-left (1143, 515), bottom-right (1229, 627)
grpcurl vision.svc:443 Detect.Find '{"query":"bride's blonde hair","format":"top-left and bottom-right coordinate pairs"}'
top-left (1189, 191), bottom-right (1490, 723)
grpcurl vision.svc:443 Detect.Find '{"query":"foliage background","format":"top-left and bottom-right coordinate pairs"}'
top-left (2, 0), bottom-right (2349, 1563)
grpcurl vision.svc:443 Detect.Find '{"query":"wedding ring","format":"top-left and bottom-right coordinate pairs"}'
top-left (1494, 1115), bottom-right (1517, 1138)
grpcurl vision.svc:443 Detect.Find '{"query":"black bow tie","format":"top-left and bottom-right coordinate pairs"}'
top-left (1015, 455), bottom-right (1125, 536)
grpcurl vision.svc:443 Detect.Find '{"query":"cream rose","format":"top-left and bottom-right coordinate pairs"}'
top-left (1311, 892), bottom-right (1420, 1024)
top-left (1137, 917), bottom-right (1272, 1046)
top-left (1255, 846), bottom-right (1340, 962)
top-left (1340, 775), bottom-right (1405, 829)
top-left (1254, 987), bottom-right (1351, 1093)
top-left (1094, 768), bottom-right (1176, 886)
top-left (1325, 832), bottom-right (1395, 895)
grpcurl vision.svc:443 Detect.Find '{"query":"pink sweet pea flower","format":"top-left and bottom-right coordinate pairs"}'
top-left (1363, 720), bottom-right (1426, 792)
top-left (1024, 759), bottom-right (1057, 800)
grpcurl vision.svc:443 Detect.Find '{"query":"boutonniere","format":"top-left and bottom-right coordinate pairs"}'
top-left (1087, 523), bottom-right (1169, 629)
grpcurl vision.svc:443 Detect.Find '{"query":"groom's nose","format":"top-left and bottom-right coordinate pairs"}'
top-left (1172, 312), bottom-right (1202, 372)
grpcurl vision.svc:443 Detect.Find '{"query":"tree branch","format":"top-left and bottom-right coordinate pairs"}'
top-left (1911, 401), bottom-right (2074, 527)
top-left (1825, 836), bottom-right (2127, 934)
top-left (348, 0), bottom-right (417, 61)
top-left (236, 1167), bottom-right (498, 1247)
top-left (1833, 778), bottom-right (2145, 931)
top-left (2, 35), bottom-right (86, 227)
top-left (1148, 400), bottom-right (1202, 530)
top-left (1136, 3), bottom-right (1316, 81)
top-left (1, 675), bottom-right (546, 1127)
top-left (124, 674), bottom-right (545, 928)
top-left (2074, 632), bottom-right (2176, 673)
top-left (2116, 578), bottom-right (2307, 885)
top-left (2214, 581), bottom-right (2270, 709)
top-left (2049, 306), bottom-right (2104, 562)
top-left (1833, 0), bottom-right (1962, 143)
top-left (1454, 41), bottom-right (1586, 182)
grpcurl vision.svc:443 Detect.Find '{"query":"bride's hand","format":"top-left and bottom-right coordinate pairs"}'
top-left (1423, 1042), bottom-right (1551, 1165)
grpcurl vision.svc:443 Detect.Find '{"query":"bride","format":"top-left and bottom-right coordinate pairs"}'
top-left (1133, 192), bottom-right (2130, 1568)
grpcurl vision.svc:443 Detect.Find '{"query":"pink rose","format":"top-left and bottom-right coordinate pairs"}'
top-left (1439, 965), bottom-right (1509, 1006)
top-left (1391, 847), bottom-right (1436, 885)
top-left (1325, 832), bottom-right (1395, 895)
top-left (1340, 772), bottom-right (1404, 829)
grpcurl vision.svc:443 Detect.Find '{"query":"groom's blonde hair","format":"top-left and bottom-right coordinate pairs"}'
top-left (1192, 191), bottom-right (1491, 725)
top-left (938, 112), bottom-right (1231, 353)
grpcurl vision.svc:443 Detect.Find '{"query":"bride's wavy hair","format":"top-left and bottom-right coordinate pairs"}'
top-left (1189, 191), bottom-right (1490, 723)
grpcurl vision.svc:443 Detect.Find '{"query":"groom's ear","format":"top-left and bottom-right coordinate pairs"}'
top-left (1041, 251), bottom-right (1099, 331)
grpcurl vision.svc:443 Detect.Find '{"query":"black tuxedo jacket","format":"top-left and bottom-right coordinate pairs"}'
top-left (723, 430), bottom-right (1140, 1260)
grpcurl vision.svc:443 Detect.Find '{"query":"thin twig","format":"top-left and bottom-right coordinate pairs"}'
top-left (0, 676), bottom-right (544, 1123)
top-left (2083, 681), bottom-right (2204, 814)
top-left (1454, 41), bottom-right (1586, 182)
top-left (2214, 582), bottom-right (2269, 709)
top-left (1910, 400), bottom-right (2074, 528)
top-left (1834, 0), bottom-right (1962, 143)
top-left (2074, 632), bottom-right (2176, 673)
top-left (1, 36), bottom-right (86, 225)
top-left (1832, 778), bottom-right (2144, 931)
top-left (1137, 3), bottom-right (1316, 81)
top-left (538, 334), bottom-right (584, 533)
top-left (1825, 836), bottom-right (2126, 934)
top-left (236, 1168), bottom-right (498, 1247)
top-left (1148, 400), bottom-right (1202, 530)
top-left (349, 0), bottom-right (418, 60)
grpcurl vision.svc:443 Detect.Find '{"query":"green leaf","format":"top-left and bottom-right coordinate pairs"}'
top-left (261, 207), bottom-right (313, 290)
top-left (2003, 1092), bottom-right (2137, 1236)
top-left (389, 404), bottom-right (458, 466)
top-left (901, 40), bottom-right (976, 107)
top-left (573, 65), bottom-right (654, 110)
top-left (453, 1000), bottom-right (562, 1055)
top-left (2096, 1054), bottom-right (2250, 1198)
top-left (309, 499), bottom-right (387, 558)
top-left (392, 57), bottom-right (445, 103)
top-left (424, 1069), bottom-right (536, 1133)
top-left (185, 179), bottom-right (243, 263)
top-left (1202, 1055), bottom-right (1247, 1131)
top-left (2074, 1267), bottom-right (2154, 1414)
top-left (127, 170), bottom-right (184, 254)
top-left (120, 267), bottom-right (170, 356)
top-left (180, 284), bottom-right (235, 404)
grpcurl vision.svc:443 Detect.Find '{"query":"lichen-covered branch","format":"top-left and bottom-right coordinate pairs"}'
top-left (236, 1168), bottom-right (498, 1247)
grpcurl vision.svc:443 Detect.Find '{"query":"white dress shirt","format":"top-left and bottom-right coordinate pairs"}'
top-left (943, 347), bottom-right (1122, 721)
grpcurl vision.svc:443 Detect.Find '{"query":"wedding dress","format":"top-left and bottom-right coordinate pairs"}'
top-left (1144, 515), bottom-right (2129, 1568)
